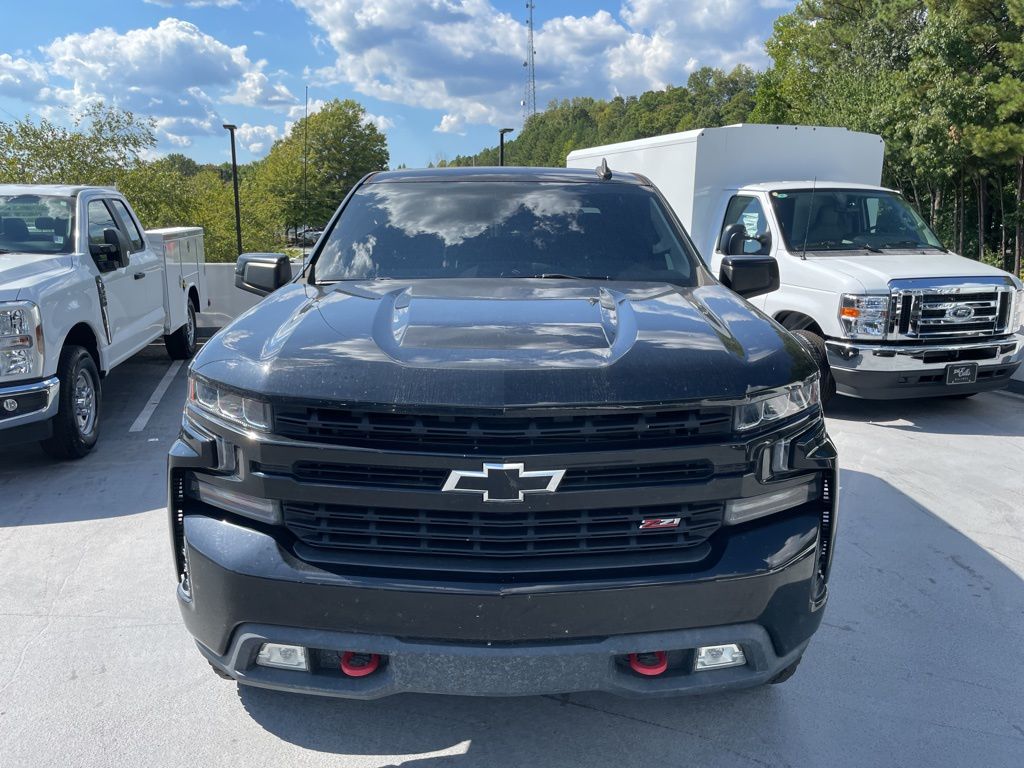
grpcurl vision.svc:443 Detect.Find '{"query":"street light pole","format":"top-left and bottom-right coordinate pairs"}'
top-left (222, 123), bottom-right (243, 256)
top-left (498, 128), bottom-right (514, 166)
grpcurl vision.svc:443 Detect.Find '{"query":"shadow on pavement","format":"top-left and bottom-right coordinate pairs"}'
top-left (827, 389), bottom-right (1024, 437)
top-left (234, 469), bottom-right (1024, 766)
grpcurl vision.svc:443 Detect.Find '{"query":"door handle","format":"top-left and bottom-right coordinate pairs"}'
top-left (134, 272), bottom-right (146, 280)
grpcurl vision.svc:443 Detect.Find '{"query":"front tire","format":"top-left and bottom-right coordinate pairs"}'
top-left (792, 330), bottom-right (836, 405)
top-left (165, 300), bottom-right (198, 360)
top-left (41, 346), bottom-right (101, 460)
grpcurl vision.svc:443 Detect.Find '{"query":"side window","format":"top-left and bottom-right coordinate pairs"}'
top-left (109, 199), bottom-right (144, 252)
top-left (719, 195), bottom-right (771, 255)
top-left (87, 200), bottom-right (120, 246)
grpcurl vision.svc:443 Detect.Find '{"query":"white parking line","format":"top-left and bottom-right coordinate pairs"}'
top-left (129, 361), bottom-right (184, 433)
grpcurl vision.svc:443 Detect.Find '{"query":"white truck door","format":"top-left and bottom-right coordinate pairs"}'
top-left (109, 199), bottom-right (165, 341)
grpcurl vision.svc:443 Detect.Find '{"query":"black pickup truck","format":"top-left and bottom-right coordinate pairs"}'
top-left (168, 166), bottom-right (838, 698)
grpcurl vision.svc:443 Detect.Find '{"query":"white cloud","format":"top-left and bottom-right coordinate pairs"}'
top-left (144, 0), bottom-right (242, 7)
top-left (0, 53), bottom-right (46, 100)
top-left (227, 69), bottom-right (298, 107)
top-left (363, 112), bottom-right (395, 132)
top-left (433, 113), bottom-right (465, 134)
top-left (235, 122), bottom-right (280, 153)
top-left (291, 0), bottom-right (775, 133)
top-left (4, 18), bottom-right (295, 153)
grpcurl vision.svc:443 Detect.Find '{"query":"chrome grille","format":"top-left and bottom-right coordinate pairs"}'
top-left (888, 278), bottom-right (1018, 340)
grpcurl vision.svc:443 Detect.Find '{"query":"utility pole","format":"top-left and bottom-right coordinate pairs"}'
top-left (499, 128), bottom-right (514, 166)
top-left (222, 123), bottom-right (243, 256)
top-left (522, 1), bottom-right (537, 123)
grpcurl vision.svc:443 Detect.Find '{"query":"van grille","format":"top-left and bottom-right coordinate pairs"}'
top-left (889, 280), bottom-right (1017, 340)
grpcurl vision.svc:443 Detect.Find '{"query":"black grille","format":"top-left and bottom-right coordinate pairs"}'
top-left (273, 405), bottom-right (733, 452)
top-left (282, 500), bottom-right (724, 560)
top-left (260, 459), bottom-right (716, 492)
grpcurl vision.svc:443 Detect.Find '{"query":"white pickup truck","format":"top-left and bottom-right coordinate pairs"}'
top-left (568, 125), bottom-right (1024, 401)
top-left (0, 185), bottom-right (206, 457)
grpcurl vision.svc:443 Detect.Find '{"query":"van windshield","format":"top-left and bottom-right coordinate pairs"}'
top-left (769, 189), bottom-right (945, 253)
top-left (314, 181), bottom-right (697, 284)
top-left (0, 195), bottom-right (75, 255)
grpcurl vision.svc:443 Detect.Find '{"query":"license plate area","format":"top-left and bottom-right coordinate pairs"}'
top-left (945, 362), bottom-right (978, 385)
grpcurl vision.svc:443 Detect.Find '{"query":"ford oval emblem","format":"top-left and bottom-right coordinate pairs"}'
top-left (947, 306), bottom-right (975, 321)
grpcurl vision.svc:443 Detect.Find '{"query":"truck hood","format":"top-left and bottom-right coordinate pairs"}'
top-left (804, 250), bottom-right (1020, 290)
top-left (0, 252), bottom-right (76, 301)
top-left (194, 278), bottom-right (815, 409)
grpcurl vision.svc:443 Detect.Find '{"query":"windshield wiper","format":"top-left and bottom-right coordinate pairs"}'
top-left (879, 241), bottom-right (948, 252)
top-left (535, 273), bottom-right (610, 280)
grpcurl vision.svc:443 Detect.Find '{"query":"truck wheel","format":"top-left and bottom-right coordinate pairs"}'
top-left (41, 346), bottom-right (101, 460)
top-left (165, 301), bottom-right (198, 360)
top-left (792, 330), bottom-right (836, 405)
top-left (768, 655), bottom-right (802, 685)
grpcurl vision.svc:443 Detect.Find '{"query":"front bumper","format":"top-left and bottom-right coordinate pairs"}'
top-left (175, 505), bottom-right (827, 698)
top-left (0, 376), bottom-right (59, 443)
top-left (169, 403), bottom-right (837, 698)
top-left (826, 335), bottom-right (1022, 399)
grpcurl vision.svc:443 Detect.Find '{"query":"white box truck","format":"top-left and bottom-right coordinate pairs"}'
top-left (0, 185), bottom-right (207, 458)
top-left (567, 125), bottom-right (1024, 401)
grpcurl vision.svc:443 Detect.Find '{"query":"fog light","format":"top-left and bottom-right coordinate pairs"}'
top-left (256, 643), bottom-right (308, 671)
top-left (725, 479), bottom-right (817, 525)
top-left (194, 478), bottom-right (281, 524)
top-left (695, 644), bottom-right (746, 671)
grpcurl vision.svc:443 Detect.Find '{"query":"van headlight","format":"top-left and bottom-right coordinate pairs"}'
top-left (839, 294), bottom-right (889, 338)
top-left (735, 378), bottom-right (820, 431)
top-left (0, 301), bottom-right (44, 380)
top-left (187, 375), bottom-right (272, 432)
top-left (1014, 288), bottom-right (1024, 332)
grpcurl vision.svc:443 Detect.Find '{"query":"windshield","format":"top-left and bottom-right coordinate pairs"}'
top-left (769, 189), bottom-right (944, 253)
top-left (0, 194), bottom-right (75, 255)
top-left (314, 181), bottom-right (697, 284)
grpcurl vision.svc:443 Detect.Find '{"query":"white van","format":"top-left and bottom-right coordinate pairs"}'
top-left (568, 125), bottom-right (1023, 401)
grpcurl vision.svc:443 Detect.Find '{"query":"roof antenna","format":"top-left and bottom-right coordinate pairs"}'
top-left (800, 176), bottom-right (817, 261)
top-left (596, 157), bottom-right (612, 180)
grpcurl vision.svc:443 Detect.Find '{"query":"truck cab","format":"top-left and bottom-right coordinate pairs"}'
top-left (567, 125), bottom-right (1024, 401)
top-left (0, 185), bottom-right (206, 457)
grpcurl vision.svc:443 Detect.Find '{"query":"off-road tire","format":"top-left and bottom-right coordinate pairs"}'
top-left (40, 345), bottom-right (101, 460)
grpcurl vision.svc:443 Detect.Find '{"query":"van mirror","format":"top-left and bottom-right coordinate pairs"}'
top-left (235, 252), bottom-right (292, 296)
top-left (718, 223), bottom-right (748, 255)
top-left (718, 255), bottom-right (780, 300)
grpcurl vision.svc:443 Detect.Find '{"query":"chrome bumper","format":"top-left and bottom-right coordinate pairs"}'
top-left (826, 334), bottom-right (1023, 373)
top-left (0, 377), bottom-right (60, 431)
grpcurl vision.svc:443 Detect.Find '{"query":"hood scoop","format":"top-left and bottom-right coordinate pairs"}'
top-left (374, 285), bottom-right (636, 369)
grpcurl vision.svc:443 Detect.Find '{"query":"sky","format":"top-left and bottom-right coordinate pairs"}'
top-left (0, 1), bottom-right (796, 169)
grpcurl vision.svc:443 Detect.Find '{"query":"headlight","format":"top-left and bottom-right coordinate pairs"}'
top-left (735, 378), bottom-right (820, 431)
top-left (839, 294), bottom-right (889, 338)
top-left (1014, 289), bottom-right (1024, 332)
top-left (0, 301), bottom-right (44, 380)
top-left (188, 375), bottom-right (272, 431)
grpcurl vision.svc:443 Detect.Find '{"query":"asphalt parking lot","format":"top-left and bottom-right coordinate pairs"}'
top-left (1, 346), bottom-right (1022, 768)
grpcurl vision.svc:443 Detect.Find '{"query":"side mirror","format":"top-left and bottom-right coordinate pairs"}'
top-left (235, 253), bottom-right (292, 296)
top-left (719, 255), bottom-right (780, 300)
top-left (718, 223), bottom-right (747, 255)
top-left (89, 228), bottom-right (131, 271)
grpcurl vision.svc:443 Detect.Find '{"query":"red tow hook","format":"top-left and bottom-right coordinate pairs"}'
top-left (628, 651), bottom-right (668, 677)
top-left (340, 651), bottom-right (381, 677)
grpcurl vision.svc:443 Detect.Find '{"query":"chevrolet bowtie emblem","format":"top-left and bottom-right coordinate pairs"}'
top-left (442, 463), bottom-right (566, 503)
